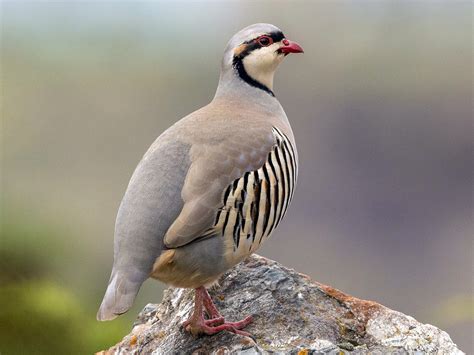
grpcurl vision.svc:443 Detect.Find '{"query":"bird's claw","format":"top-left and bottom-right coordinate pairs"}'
top-left (183, 315), bottom-right (254, 338)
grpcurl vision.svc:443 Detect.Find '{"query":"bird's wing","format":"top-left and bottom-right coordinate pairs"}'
top-left (163, 120), bottom-right (277, 248)
top-left (98, 131), bottom-right (192, 321)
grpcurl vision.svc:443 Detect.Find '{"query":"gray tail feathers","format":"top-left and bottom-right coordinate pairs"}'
top-left (97, 271), bottom-right (142, 321)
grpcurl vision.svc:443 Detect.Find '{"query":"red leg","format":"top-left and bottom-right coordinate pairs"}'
top-left (201, 287), bottom-right (222, 319)
top-left (182, 286), bottom-right (253, 337)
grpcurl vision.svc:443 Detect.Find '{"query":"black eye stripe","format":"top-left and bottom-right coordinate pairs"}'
top-left (268, 31), bottom-right (285, 43)
top-left (242, 31), bottom-right (285, 47)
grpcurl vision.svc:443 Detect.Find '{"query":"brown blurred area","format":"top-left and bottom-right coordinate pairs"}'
top-left (1, 1), bottom-right (472, 353)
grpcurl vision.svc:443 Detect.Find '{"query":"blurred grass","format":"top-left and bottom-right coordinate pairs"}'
top-left (0, 281), bottom-right (127, 354)
top-left (0, 208), bottom-right (130, 354)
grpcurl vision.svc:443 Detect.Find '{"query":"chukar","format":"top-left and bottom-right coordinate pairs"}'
top-left (97, 23), bottom-right (303, 337)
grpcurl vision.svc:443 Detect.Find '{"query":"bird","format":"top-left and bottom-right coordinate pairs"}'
top-left (97, 23), bottom-right (303, 337)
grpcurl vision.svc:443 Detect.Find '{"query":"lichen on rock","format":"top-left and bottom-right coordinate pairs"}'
top-left (100, 255), bottom-right (464, 354)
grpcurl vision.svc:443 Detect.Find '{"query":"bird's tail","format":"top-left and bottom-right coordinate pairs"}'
top-left (96, 271), bottom-right (142, 321)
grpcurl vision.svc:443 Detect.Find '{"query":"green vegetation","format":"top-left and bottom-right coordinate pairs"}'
top-left (0, 281), bottom-right (127, 354)
top-left (0, 211), bottom-right (129, 354)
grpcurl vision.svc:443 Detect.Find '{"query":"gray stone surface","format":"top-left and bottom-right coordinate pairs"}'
top-left (101, 255), bottom-right (464, 354)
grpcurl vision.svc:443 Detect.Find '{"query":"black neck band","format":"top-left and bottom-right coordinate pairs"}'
top-left (232, 56), bottom-right (274, 97)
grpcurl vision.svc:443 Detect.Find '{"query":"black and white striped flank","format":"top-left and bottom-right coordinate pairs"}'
top-left (212, 127), bottom-right (298, 259)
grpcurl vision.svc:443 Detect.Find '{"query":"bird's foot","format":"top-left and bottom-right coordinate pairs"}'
top-left (184, 315), bottom-right (253, 337)
top-left (181, 315), bottom-right (224, 329)
top-left (182, 286), bottom-right (254, 337)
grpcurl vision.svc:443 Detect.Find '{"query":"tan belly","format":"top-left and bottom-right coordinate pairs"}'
top-left (150, 250), bottom-right (219, 288)
top-left (150, 236), bottom-right (228, 289)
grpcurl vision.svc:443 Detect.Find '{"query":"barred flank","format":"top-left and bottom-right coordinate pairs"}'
top-left (212, 127), bottom-right (297, 255)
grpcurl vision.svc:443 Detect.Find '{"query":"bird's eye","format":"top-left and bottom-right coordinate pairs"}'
top-left (257, 36), bottom-right (273, 47)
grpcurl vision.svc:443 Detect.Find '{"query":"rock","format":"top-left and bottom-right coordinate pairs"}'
top-left (101, 255), bottom-right (464, 354)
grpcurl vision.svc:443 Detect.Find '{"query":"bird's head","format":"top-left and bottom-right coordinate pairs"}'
top-left (220, 23), bottom-right (303, 97)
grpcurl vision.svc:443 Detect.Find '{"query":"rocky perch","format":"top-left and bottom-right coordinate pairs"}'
top-left (102, 255), bottom-right (463, 354)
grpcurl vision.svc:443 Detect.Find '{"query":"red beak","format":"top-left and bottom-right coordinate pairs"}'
top-left (279, 39), bottom-right (304, 54)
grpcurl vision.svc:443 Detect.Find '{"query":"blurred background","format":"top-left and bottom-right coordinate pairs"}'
top-left (1, 1), bottom-right (472, 353)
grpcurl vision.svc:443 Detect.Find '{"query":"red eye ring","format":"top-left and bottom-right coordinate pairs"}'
top-left (257, 35), bottom-right (273, 47)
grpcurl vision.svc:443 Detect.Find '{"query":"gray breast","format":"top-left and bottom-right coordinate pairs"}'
top-left (210, 126), bottom-right (298, 264)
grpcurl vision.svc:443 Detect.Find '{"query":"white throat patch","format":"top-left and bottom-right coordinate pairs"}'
top-left (242, 43), bottom-right (285, 91)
